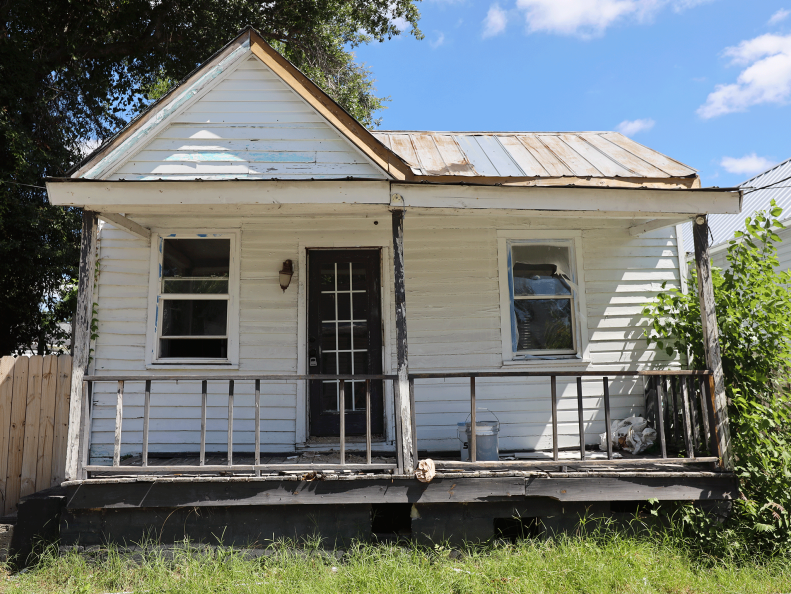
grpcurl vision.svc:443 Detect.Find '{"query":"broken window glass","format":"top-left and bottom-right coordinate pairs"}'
top-left (510, 242), bottom-right (576, 355)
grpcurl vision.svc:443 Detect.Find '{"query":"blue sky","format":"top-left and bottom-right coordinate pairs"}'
top-left (355, 0), bottom-right (791, 188)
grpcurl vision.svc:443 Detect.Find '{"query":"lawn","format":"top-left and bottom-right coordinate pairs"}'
top-left (2, 533), bottom-right (789, 594)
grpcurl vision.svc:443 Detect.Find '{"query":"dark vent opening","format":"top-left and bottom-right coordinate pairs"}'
top-left (610, 501), bottom-right (651, 514)
top-left (494, 516), bottom-right (543, 542)
top-left (371, 504), bottom-right (412, 537)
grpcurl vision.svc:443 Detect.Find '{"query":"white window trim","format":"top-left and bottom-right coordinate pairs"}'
top-left (497, 230), bottom-right (590, 367)
top-left (145, 230), bottom-right (241, 369)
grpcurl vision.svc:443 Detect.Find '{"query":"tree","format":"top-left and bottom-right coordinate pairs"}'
top-left (644, 203), bottom-right (791, 555)
top-left (0, 0), bottom-right (421, 355)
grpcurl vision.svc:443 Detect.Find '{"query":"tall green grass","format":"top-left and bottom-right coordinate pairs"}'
top-left (3, 531), bottom-right (790, 594)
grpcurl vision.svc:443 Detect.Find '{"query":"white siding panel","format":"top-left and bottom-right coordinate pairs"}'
top-left (106, 56), bottom-right (386, 181)
top-left (89, 208), bottom-right (678, 459)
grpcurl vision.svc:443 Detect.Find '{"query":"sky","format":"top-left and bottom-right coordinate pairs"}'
top-left (354, 0), bottom-right (791, 188)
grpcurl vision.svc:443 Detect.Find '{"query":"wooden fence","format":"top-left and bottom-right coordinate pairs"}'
top-left (0, 355), bottom-right (72, 515)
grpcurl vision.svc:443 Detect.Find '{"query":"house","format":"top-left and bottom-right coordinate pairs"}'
top-left (683, 157), bottom-right (791, 270)
top-left (44, 27), bottom-right (740, 547)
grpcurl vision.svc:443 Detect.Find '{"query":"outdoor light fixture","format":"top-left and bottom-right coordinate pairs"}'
top-left (695, 215), bottom-right (706, 225)
top-left (279, 259), bottom-right (294, 292)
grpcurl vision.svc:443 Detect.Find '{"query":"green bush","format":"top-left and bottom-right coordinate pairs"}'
top-left (644, 201), bottom-right (791, 557)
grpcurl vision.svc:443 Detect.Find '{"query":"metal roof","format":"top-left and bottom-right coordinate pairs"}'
top-left (372, 131), bottom-right (697, 179)
top-left (682, 156), bottom-right (791, 252)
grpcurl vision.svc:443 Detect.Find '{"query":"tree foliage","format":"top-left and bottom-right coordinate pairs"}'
top-left (0, 0), bottom-right (421, 355)
top-left (644, 203), bottom-right (791, 556)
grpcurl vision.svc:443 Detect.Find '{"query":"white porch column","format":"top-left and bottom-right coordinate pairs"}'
top-left (65, 211), bottom-right (98, 480)
top-left (391, 207), bottom-right (415, 474)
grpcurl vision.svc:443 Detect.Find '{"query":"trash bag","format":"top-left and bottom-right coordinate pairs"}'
top-left (599, 416), bottom-right (658, 455)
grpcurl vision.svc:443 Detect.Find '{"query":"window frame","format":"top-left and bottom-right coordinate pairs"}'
top-left (497, 230), bottom-right (589, 365)
top-left (146, 231), bottom-right (240, 368)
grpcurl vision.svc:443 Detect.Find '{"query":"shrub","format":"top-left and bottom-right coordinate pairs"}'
top-left (644, 201), bottom-right (791, 556)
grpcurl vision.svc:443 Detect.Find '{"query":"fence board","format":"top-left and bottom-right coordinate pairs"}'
top-left (0, 359), bottom-right (14, 513)
top-left (35, 356), bottom-right (57, 491)
top-left (0, 355), bottom-right (72, 515)
top-left (51, 356), bottom-right (72, 487)
top-left (20, 355), bottom-right (43, 499)
top-left (6, 357), bottom-right (29, 515)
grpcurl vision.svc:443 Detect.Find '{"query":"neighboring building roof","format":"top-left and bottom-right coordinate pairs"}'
top-left (682, 156), bottom-right (791, 252)
top-left (374, 131), bottom-right (697, 182)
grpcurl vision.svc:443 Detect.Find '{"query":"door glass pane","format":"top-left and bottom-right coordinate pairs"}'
top-left (352, 293), bottom-right (368, 320)
top-left (513, 299), bottom-right (573, 351)
top-left (353, 381), bottom-right (368, 410)
top-left (337, 322), bottom-right (352, 350)
top-left (160, 338), bottom-right (227, 358)
top-left (337, 292), bottom-right (351, 321)
top-left (336, 262), bottom-right (350, 290)
top-left (336, 352), bottom-right (352, 374)
top-left (319, 293), bottom-right (336, 321)
top-left (511, 244), bottom-right (572, 296)
top-left (162, 239), bottom-right (229, 294)
top-left (351, 265), bottom-right (367, 290)
top-left (321, 352), bottom-right (336, 374)
top-left (322, 382), bottom-right (338, 411)
top-left (320, 323), bottom-right (337, 351)
top-left (319, 266), bottom-right (335, 288)
top-left (162, 300), bottom-right (227, 336)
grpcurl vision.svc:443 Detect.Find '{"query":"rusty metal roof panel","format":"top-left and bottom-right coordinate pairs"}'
top-left (371, 131), bottom-right (697, 180)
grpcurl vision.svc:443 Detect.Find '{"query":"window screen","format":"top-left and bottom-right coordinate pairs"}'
top-left (158, 238), bottom-right (230, 360)
top-left (510, 242), bottom-right (576, 354)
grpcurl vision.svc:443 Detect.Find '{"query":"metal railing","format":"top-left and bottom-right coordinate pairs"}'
top-left (77, 369), bottom-right (724, 479)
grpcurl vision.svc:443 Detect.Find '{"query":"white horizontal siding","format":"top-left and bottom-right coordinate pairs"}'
top-left (107, 56), bottom-right (385, 181)
top-left (89, 207), bottom-right (678, 460)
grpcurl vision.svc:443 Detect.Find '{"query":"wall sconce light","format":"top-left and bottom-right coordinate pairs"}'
top-left (279, 259), bottom-right (294, 292)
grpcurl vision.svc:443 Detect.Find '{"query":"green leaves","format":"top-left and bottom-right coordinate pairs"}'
top-left (644, 203), bottom-right (791, 556)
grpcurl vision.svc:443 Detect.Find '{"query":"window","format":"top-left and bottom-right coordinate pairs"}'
top-left (148, 233), bottom-right (239, 365)
top-left (498, 233), bottom-right (587, 362)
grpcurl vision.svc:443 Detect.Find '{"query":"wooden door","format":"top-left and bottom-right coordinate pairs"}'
top-left (308, 250), bottom-right (384, 436)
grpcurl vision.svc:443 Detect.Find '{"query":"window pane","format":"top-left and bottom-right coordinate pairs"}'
top-left (162, 300), bottom-right (227, 336)
top-left (160, 338), bottom-right (227, 359)
top-left (162, 239), bottom-right (230, 294)
top-left (513, 299), bottom-right (574, 351)
top-left (512, 244), bottom-right (572, 296)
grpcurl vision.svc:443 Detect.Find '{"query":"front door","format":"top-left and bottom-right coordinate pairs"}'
top-left (307, 249), bottom-right (384, 436)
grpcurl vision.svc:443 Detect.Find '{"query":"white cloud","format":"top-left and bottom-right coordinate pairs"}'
top-left (514, 0), bottom-right (713, 38)
top-left (698, 34), bottom-right (791, 118)
top-left (720, 153), bottom-right (776, 175)
top-left (616, 118), bottom-right (655, 136)
top-left (430, 31), bottom-right (446, 48)
top-left (769, 8), bottom-right (790, 25)
top-left (482, 3), bottom-right (508, 38)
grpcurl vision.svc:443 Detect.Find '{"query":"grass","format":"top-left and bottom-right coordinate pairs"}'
top-left (2, 532), bottom-right (790, 594)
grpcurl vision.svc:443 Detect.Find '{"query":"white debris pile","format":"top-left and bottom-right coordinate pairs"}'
top-left (599, 417), bottom-right (657, 455)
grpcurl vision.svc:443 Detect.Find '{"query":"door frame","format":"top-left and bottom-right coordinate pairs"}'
top-left (296, 240), bottom-right (395, 447)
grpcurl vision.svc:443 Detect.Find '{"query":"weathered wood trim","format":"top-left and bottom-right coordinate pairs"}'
top-left (391, 208), bottom-right (414, 473)
top-left (247, 31), bottom-right (411, 181)
top-left (628, 217), bottom-right (689, 236)
top-left (97, 213), bottom-right (151, 242)
top-left (432, 457), bottom-right (719, 469)
top-left (692, 215), bottom-right (732, 469)
top-left (525, 476), bottom-right (737, 501)
top-left (64, 475), bottom-right (736, 509)
top-left (65, 211), bottom-right (98, 481)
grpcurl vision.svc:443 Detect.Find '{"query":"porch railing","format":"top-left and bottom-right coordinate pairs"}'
top-left (409, 370), bottom-right (723, 470)
top-left (77, 369), bottom-right (724, 480)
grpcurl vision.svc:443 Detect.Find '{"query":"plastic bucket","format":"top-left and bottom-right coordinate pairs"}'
top-left (457, 422), bottom-right (469, 461)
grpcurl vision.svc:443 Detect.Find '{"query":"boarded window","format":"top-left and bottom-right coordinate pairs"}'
top-left (158, 238), bottom-right (230, 360)
top-left (509, 242), bottom-right (577, 355)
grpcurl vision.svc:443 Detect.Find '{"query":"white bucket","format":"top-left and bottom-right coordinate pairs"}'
top-left (458, 410), bottom-right (500, 461)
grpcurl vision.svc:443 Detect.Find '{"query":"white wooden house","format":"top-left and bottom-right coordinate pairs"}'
top-left (47, 27), bottom-right (739, 510)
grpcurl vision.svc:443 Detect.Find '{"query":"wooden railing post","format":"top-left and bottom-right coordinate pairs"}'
top-left (65, 211), bottom-right (98, 481)
top-left (654, 377), bottom-right (667, 458)
top-left (339, 379), bottom-right (346, 465)
top-left (199, 380), bottom-right (207, 466)
top-left (550, 376), bottom-right (558, 461)
top-left (470, 377), bottom-right (477, 463)
top-left (576, 377), bottom-right (585, 460)
top-left (255, 379), bottom-right (261, 477)
top-left (679, 375), bottom-right (695, 459)
top-left (603, 377), bottom-right (612, 460)
top-left (693, 215), bottom-right (732, 468)
top-left (142, 380), bottom-right (150, 467)
top-left (112, 380), bottom-right (124, 466)
top-left (391, 207), bottom-right (414, 474)
top-left (365, 379), bottom-right (372, 465)
top-left (227, 380), bottom-right (234, 467)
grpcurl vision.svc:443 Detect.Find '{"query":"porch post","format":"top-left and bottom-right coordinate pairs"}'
top-left (391, 207), bottom-right (415, 473)
top-left (692, 215), bottom-right (732, 469)
top-left (65, 210), bottom-right (98, 480)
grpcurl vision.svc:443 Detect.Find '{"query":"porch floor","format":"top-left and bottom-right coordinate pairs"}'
top-left (89, 449), bottom-right (723, 480)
